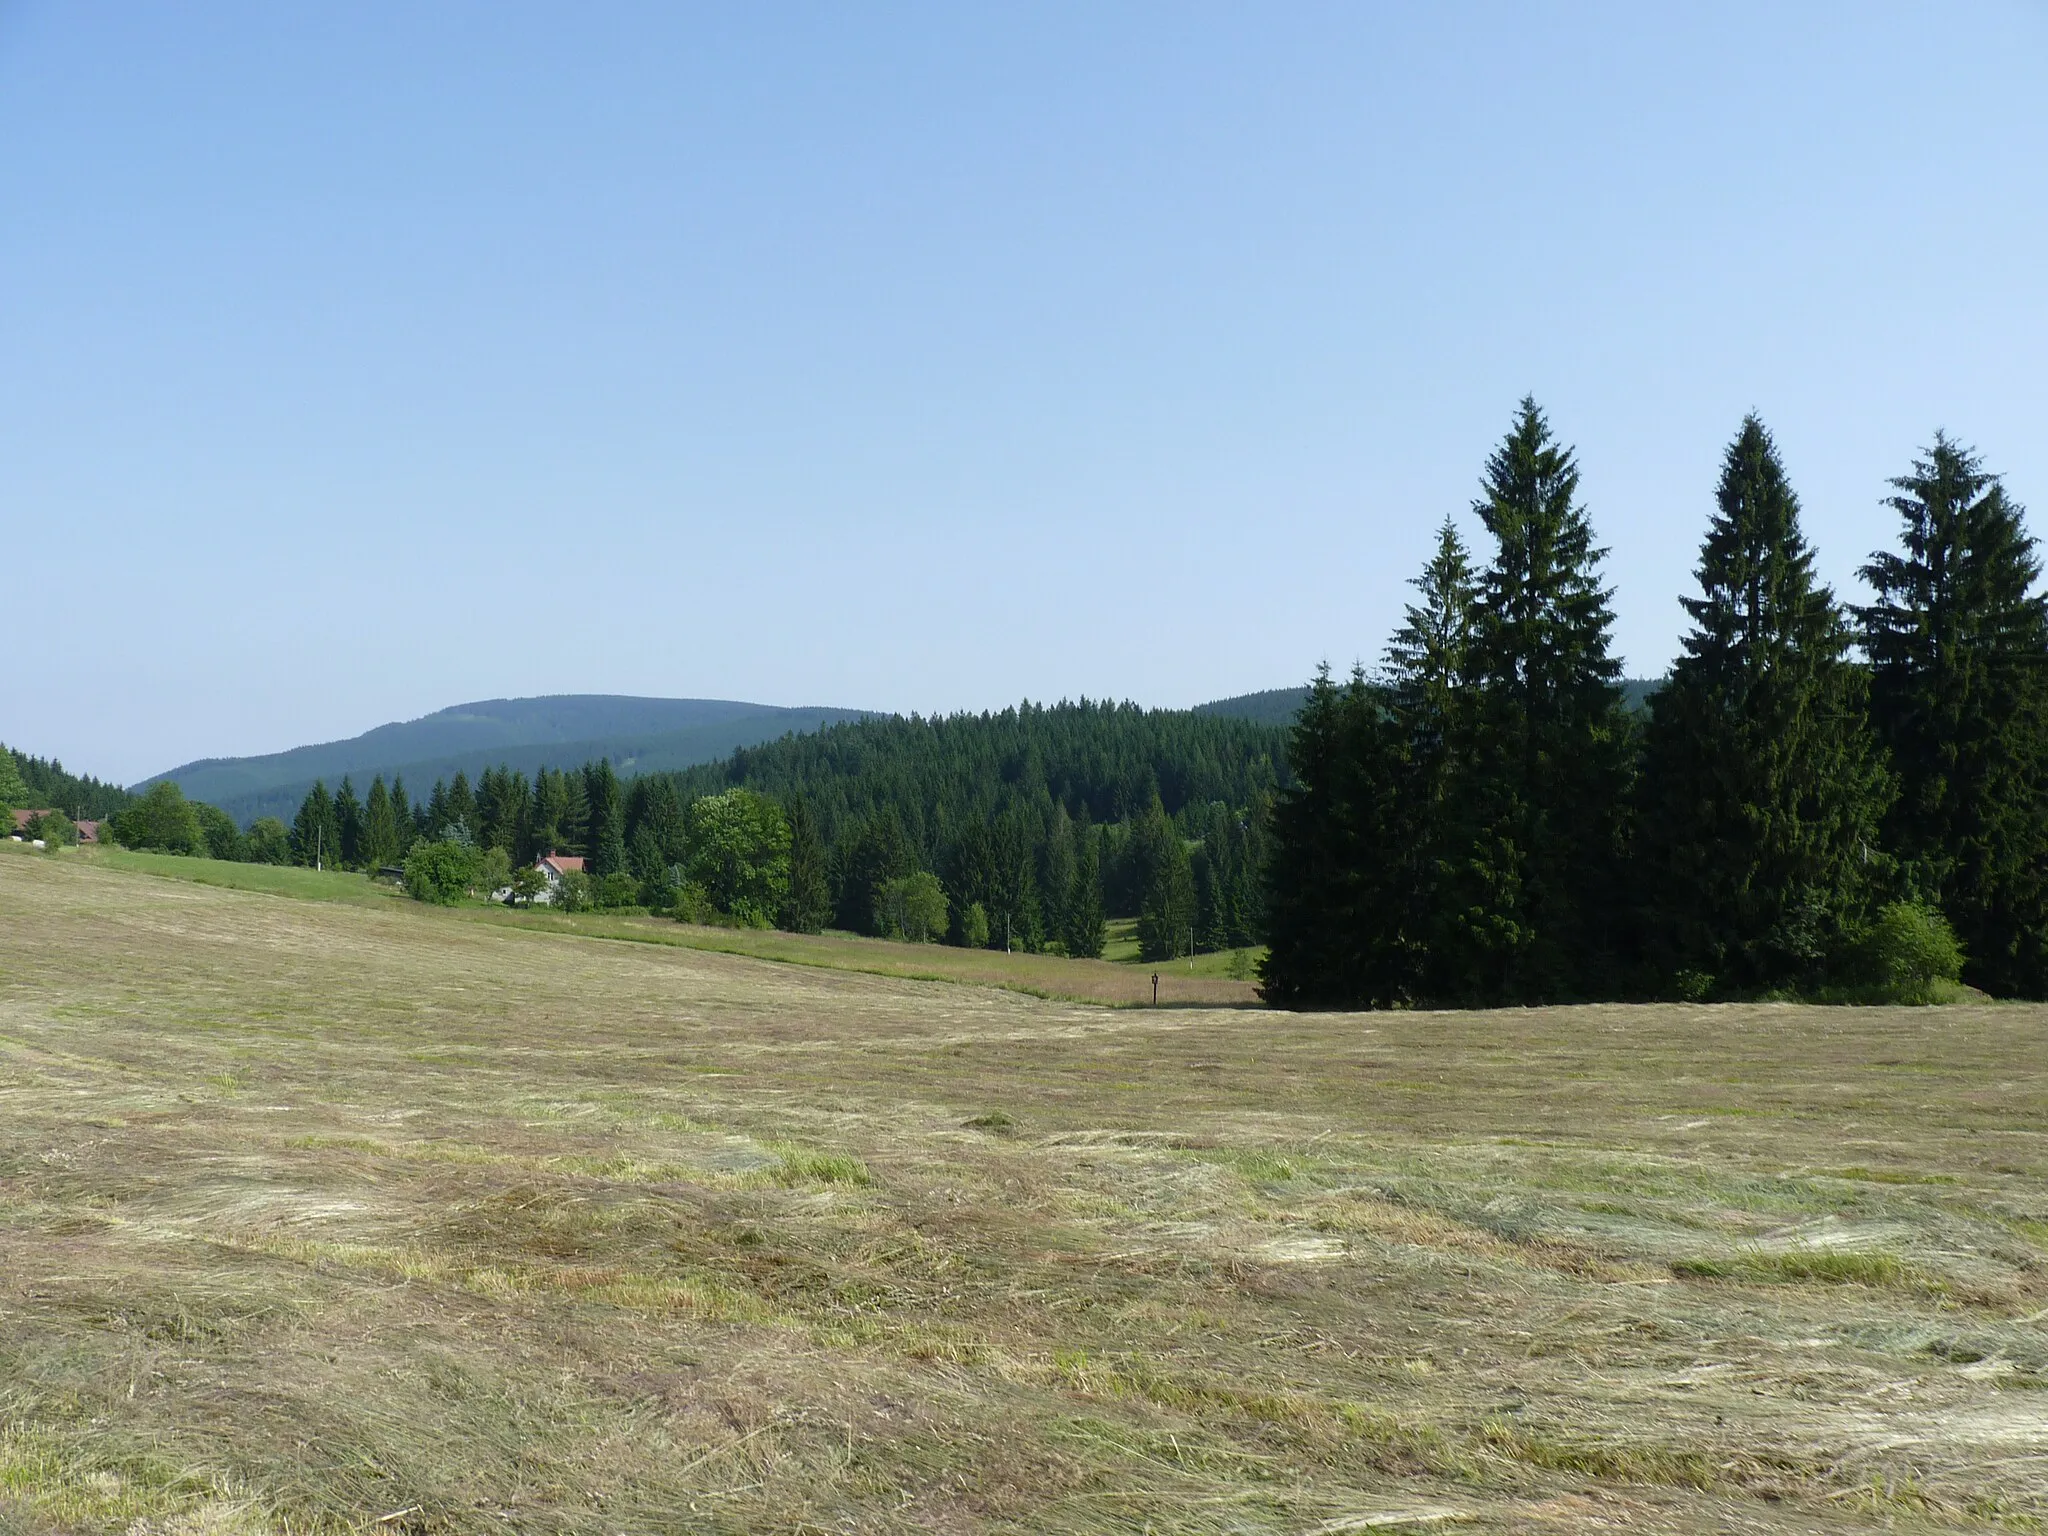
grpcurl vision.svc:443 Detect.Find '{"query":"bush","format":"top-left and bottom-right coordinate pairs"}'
top-left (193, 802), bottom-right (243, 861)
top-left (552, 870), bottom-right (594, 913)
top-left (244, 817), bottom-right (291, 865)
top-left (671, 882), bottom-right (717, 925)
top-left (474, 847), bottom-right (513, 900)
top-left (402, 840), bottom-right (477, 905)
top-left (875, 871), bottom-right (949, 943)
top-left (958, 901), bottom-right (991, 950)
top-left (592, 871), bottom-right (640, 909)
top-left (1856, 900), bottom-right (1965, 1003)
top-left (113, 781), bottom-right (204, 855)
top-left (24, 810), bottom-right (77, 848)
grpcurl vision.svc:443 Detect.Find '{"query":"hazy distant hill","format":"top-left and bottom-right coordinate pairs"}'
top-left (1198, 678), bottom-right (1665, 728)
top-left (142, 696), bottom-right (870, 826)
top-left (1194, 688), bottom-right (1309, 727)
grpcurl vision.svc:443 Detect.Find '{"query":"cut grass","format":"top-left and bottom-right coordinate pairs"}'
top-left (2, 848), bottom-right (2044, 1534)
top-left (1671, 1247), bottom-right (1933, 1292)
top-left (76, 844), bottom-right (1260, 1009)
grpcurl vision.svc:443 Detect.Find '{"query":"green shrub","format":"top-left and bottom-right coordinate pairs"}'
top-left (591, 871), bottom-right (640, 909)
top-left (1855, 901), bottom-right (1964, 1003)
top-left (24, 810), bottom-right (77, 848)
top-left (552, 870), bottom-right (594, 913)
top-left (474, 847), bottom-right (513, 899)
top-left (671, 882), bottom-right (717, 925)
top-left (959, 901), bottom-right (991, 950)
top-left (1672, 968), bottom-right (1714, 1002)
top-left (402, 840), bottom-right (477, 905)
top-left (113, 781), bottom-right (204, 855)
top-left (244, 817), bottom-right (292, 865)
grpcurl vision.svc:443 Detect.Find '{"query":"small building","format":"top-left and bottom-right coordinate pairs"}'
top-left (9, 809), bottom-right (98, 843)
top-left (533, 852), bottom-right (586, 905)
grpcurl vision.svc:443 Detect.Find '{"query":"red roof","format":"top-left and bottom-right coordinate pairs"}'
top-left (539, 853), bottom-right (586, 874)
top-left (11, 809), bottom-right (54, 829)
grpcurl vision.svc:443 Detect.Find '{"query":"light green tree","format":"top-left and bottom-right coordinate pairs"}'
top-left (115, 781), bottom-right (205, 855)
top-left (685, 789), bottom-right (790, 927)
top-left (876, 871), bottom-right (949, 943)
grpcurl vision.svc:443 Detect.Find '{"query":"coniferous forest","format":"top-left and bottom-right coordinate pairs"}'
top-left (1262, 400), bottom-right (2048, 1005)
top-left (226, 702), bottom-right (1283, 961)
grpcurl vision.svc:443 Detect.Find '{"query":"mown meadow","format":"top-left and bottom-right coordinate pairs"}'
top-left (3, 846), bottom-right (2046, 1533)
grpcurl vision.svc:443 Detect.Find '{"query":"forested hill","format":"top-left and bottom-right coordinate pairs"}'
top-left (668, 701), bottom-right (1287, 857)
top-left (142, 696), bottom-right (870, 827)
top-left (1198, 678), bottom-right (1663, 726)
top-left (1196, 688), bottom-right (1309, 726)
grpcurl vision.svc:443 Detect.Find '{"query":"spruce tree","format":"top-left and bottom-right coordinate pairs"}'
top-left (529, 769), bottom-right (567, 856)
top-left (583, 760), bottom-right (627, 877)
top-left (837, 808), bottom-right (915, 934)
top-left (364, 776), bottom-right (398, 869)
top-left (780, 794), bottom-right (831, 933)
top-left (1382, 517), bottom-right (1478, 999)
top-left (334, 776), bottom-right (365, 869)
top-left (1638, 415), bottom-right (1893, 994)
top-left (638, 778), bottom-right (689, 869)
top-left (291, 781), bottom-right (338, 868)
top-left (1040, 805), bottom-right (1077, 950)
top-left (1132, 796), bottom-right (1195, 962)
top-left (445, 772), bottom-right (478, 842)
top-left (1452, 398), bottom-right (1633, 1002)
top-left (630, 826), bottom-right (674, 909)
top-left (1861, 434), bottom-right (2048, 995)
top-left (390, 778), bottom-right (415, 857)
top-left (1260, 667), bottom-right (1410, 1005)
top-left (1064, 807), bottom-right (1107, 958)
top-left (987, 806), bottom-right (1043, 951)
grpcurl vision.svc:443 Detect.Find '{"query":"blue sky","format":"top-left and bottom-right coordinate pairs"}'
top-left (5, 3), bottom-right (2045, 784)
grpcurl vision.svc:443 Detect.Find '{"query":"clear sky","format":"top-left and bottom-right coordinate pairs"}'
top-left (5, 3), bottom-right (2045, 785)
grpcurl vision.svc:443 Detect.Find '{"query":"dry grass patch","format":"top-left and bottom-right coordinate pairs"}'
top-left (4, 848), bottom-right (2047, 1532)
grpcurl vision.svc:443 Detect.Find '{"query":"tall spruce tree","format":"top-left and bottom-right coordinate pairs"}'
top-left (1451, 398), bottom-right (1632, 1002)
top-left (1040, 804), bottom-right (1078, 950)
top-left (584, 760), bottom-right (628, 877)
top-left (1638, 415), bottom-right (1893, 994)
top-left (1383, 517), bottom-right (1478, 1000)
top-left (1259, 667), bottom-right (1411, 1006)
top-left (333, 776), bottom-right (365, 869)
top-left (363, 776), bottom-right (398, 869)
top-left (445, 772), bottom-right (478, 842)
top-left (290, 781), bottom-right (339, 868)
top-left (1064, 807), bottom-right (1108, 958)
top-left (780, 794), bottom-right (832, 933)
top-left (389, 778), bottom-right (415, 857)
top-left (1134, 797), bottom-right (1195, 962)
top-left (1861, 434), bottom-right (2048, 995)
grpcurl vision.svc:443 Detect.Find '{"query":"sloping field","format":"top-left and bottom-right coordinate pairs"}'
top-left (84, 849), bottom-right (1261, 1009)
top-left (2, 849), bottom-right (2046, 1534)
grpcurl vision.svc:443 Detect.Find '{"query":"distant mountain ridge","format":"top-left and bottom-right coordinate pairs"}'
top-left (143, 696), bottom-right (871, 826)
top-left (1197, 678), bottom-right (1664, 727)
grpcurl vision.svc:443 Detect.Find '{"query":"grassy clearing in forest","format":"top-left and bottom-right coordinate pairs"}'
top-left (4, 845), bottom-right (2048, 1534)
top-left (79, 847), bottom-right (1260, 1008)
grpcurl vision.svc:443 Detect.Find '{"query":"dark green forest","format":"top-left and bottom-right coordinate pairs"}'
top-left (1264, 401), bottom-right (2048, 1005)
top-left (201, 702), bottom-right (1284, 961)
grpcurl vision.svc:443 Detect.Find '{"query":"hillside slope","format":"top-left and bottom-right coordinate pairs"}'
top-left (143, 696), bottom-right (868, 826)
top-left (1199, 677), bottom-right (1665, 727)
